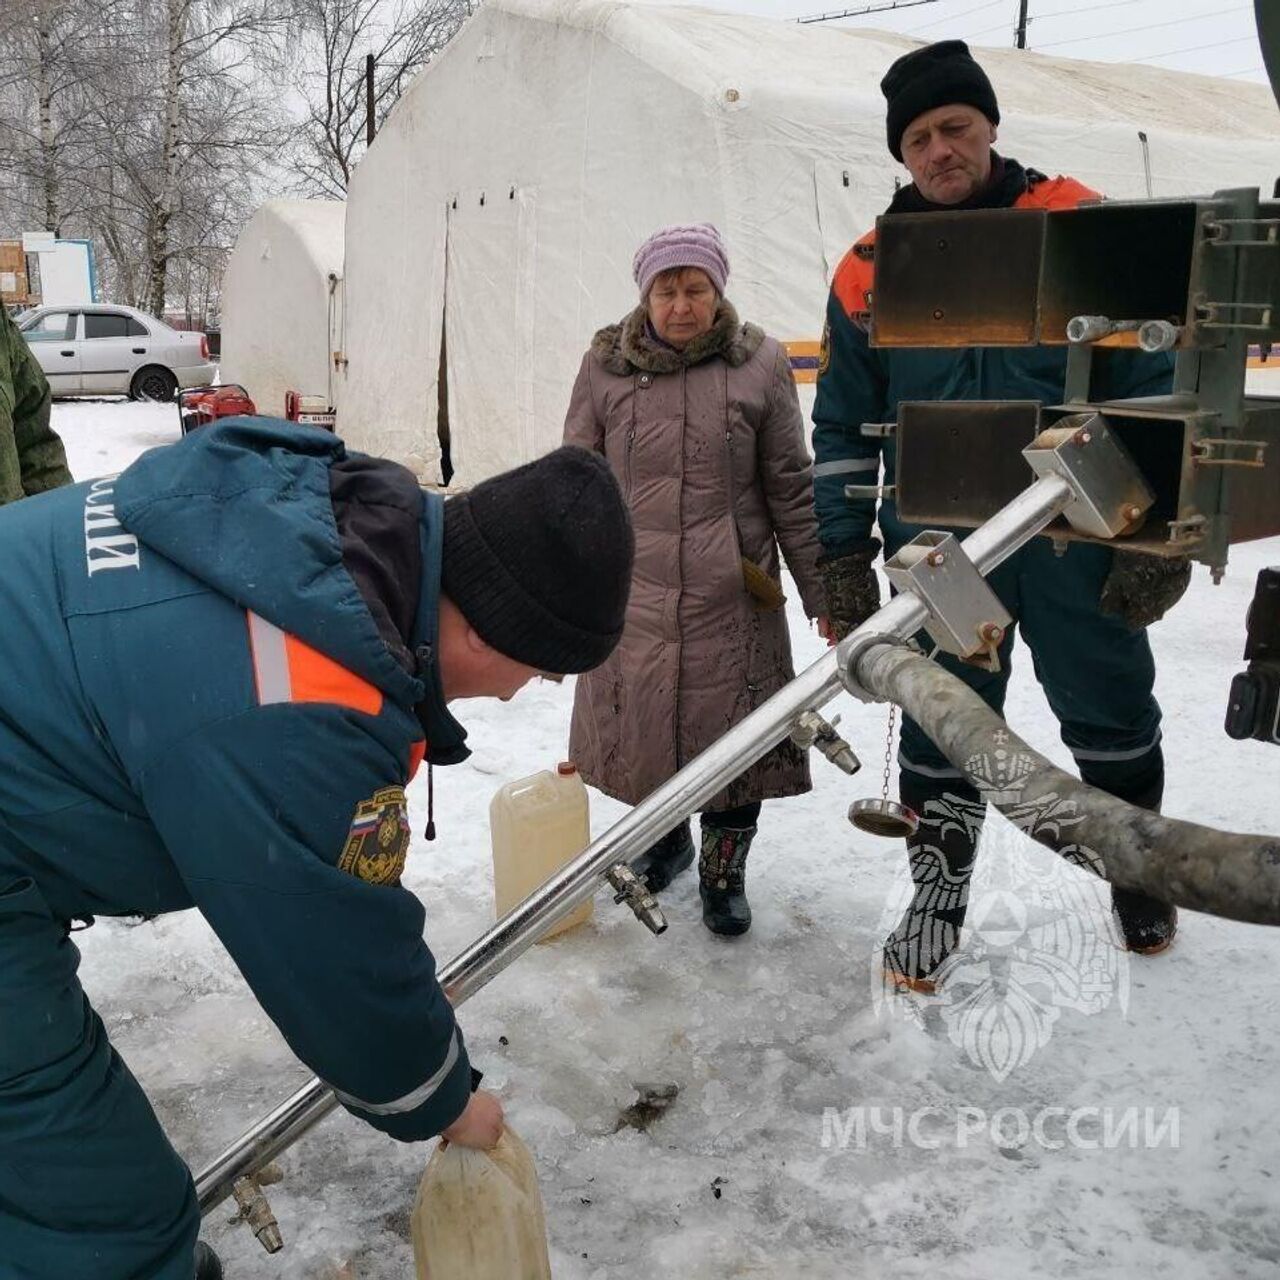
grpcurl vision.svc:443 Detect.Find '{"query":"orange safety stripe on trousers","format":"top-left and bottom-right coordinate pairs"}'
top-left (246, 611), bottom-right (383, 716)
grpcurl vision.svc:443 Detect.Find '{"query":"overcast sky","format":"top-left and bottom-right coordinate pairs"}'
top-left (669, 0), bottom-right (1273, 87)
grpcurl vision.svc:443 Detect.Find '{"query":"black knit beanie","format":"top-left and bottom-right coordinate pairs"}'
top-left (881, 39), bottom-right (1000, 162)
top-left (440, 446), bottom-right (634, 674)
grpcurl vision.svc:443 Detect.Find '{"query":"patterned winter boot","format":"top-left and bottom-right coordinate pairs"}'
top-left (882, 778), bottom-right (980, 994)
top-left (698, 824), bottom-right (755, 937)
top-left (632, 820), bottom-right (695, 893)
top-left (194, 1241), bottom-right (224, 1280)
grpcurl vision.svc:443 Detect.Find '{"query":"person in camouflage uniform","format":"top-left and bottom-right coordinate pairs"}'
top-left (0, 304), bottom-right (72, 504)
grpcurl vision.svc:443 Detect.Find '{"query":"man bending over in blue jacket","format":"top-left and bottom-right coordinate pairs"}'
top-left (0, 419), bottom-right (633, 1279)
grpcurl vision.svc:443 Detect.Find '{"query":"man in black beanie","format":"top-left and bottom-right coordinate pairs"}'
top-left (441, 445), bottom-right (634, 689)
top-left (812, 40), bottom-right (1190, 993)
top-left (881, 38), bottom-right (1001, 195)
top-left (0, 418), bottom-right (632, 1279)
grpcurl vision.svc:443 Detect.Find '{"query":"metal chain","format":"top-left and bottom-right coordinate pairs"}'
top-left (880, 704), bottom-right (897, 802)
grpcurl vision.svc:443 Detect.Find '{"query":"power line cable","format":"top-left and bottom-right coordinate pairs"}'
top-left (969, 26), bottom-right (1256, 66)
top-left (967, 18), bottom-right (1021, 38)
top-left (795, 0), bottom-right (940, 27)
top-left (1033, 4), bottom-right (1250, 51)
top-left (904, 0), bottom-right (1004, 35)
top-left (1026, 0), bottom-right (1158, 21)
top-left (1130, 34), bottom-right (1256, 63)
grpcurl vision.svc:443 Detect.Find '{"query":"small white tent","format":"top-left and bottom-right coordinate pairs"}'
top-left (339, 0), bottom-right (1280, 486)
top-left (221, 199), bottom-right (345, 418)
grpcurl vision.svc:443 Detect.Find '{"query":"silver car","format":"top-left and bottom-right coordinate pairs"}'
top-left (17, 303), bottom-right (216, 400)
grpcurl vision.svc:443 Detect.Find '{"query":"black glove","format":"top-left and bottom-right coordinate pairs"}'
top-left (1100, 551), bottom-right (1192, 630)
top-left (818, 539), bottom-right (881, 640)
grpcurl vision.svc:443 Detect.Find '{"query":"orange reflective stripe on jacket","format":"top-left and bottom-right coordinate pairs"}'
top-left (246, 610), bottom-right (384, 717)
top-left (830, 174), bottom-right (1102, 321)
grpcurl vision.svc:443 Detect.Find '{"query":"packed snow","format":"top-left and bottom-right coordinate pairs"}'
top-left (53, 396), bottom-right (1280, 1278)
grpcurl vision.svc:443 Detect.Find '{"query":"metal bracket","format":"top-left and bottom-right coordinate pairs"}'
top-left (1167, 514), bottom-right (1208, 544)
top-left (883, 533), bottom-right (1012, 662)
top-left (845, 484), bottom-right (896, 500)
top-left (1195, 300), bottom-right (1275, 332)
top-left (790, 710), bottom-right (861, 775)
top-left (1204, 217), bottom-right (1280, 248)
top-left (1022, 413), bottom-right (1154, 539)
top-left (230, 1165), bottom-right (284, 1253)
top-left (607, 864), bottom-right (667, 935)
top-left (1192, 438), bottom-right (1267, 468)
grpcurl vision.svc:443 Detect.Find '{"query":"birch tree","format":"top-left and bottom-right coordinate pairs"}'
top-left (0, 0), bottom-right (102, 234)
top-left (118, 0), bottom-right (292, 314)
top-left (291, 0), bottom-right (470, 198)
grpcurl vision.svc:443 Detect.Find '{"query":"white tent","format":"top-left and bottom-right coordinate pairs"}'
top-left (338, 0), bottom-right (1280, 486)
top-left (221, 199), bottom-right (345, 418)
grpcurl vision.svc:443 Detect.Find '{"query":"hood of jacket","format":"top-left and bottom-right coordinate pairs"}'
top-left (113, 417), bottom-right (427, 715)
top-left (591, 300), bottom-right (766, 376)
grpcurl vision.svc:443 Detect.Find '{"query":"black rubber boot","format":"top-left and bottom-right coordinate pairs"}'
top-left (698, 824), bottom-right (754, 937)
top-left (194, 1241), bottom-right (224, 1280)
top-left (1112, 886), bottom-right (1177, 954)
top-left (632, 820), bottom-right (695, 893)
top-left (1091, 769), bottom-right (1177, 955)
top-left (882, 774), bottom-right (980, 993)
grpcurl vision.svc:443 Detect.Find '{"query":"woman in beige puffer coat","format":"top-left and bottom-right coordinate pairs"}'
top-left (563, 223), bottom-right (828, 936)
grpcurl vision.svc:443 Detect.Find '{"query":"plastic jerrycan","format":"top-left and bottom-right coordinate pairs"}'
top-left (490, 762), bottom-right (592, 943)
top-left (411, 1127), bottom-right (553, 1280)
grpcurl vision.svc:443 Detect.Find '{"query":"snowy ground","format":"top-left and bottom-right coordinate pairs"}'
top-left (55, 397), bottom-right (1280, 1279)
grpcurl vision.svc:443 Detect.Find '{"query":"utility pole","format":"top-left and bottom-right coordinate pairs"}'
top-left (365, 54), bottom-right (376, 147)
top-left (1014, 0), bottom-right (1029, 49)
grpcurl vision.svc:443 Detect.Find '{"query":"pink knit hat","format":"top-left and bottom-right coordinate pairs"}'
top-left (632, 223), bottom-right (730, 299)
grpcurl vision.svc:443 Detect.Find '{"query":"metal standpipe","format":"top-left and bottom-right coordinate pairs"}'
top-left (195, 474), bottom-right (1076, 1230)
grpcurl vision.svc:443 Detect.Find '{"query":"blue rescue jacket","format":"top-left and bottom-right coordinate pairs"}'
top-left (0, 419), bottom-right (475, 1141)
top-left (812, 161), bottom-right (1174, 554)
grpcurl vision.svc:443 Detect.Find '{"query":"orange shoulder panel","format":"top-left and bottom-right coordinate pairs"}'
top-left (285, 633), bottom-right (383, 716)
top-left (245, 610), bottom-right (384, 717)
top-left (1016, 175), bottom-right (1101, 212)
top-left (831, 228), bottom-right (877, 318)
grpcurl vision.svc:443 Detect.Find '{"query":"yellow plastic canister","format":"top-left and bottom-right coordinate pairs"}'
top-left (490, 762), bottom-right (592, 943)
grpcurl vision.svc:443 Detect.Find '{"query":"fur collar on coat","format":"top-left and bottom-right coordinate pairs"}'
top-left (591, 301), bottom-right (766, 376)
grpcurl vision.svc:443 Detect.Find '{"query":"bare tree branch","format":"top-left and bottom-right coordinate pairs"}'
top-left (289, 0), bottom-right (470, 197)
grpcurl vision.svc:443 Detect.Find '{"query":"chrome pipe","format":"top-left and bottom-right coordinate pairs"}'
top-left (198, 653), bottom-right (845, 1213)
top-left (196, 471), bottom-right (1076, 1221)
top-left (959, 474), bottom-right (1073, 577)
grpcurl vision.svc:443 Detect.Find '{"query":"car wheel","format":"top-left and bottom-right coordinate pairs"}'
top-left (130, 366), bottom-right (178, 402)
